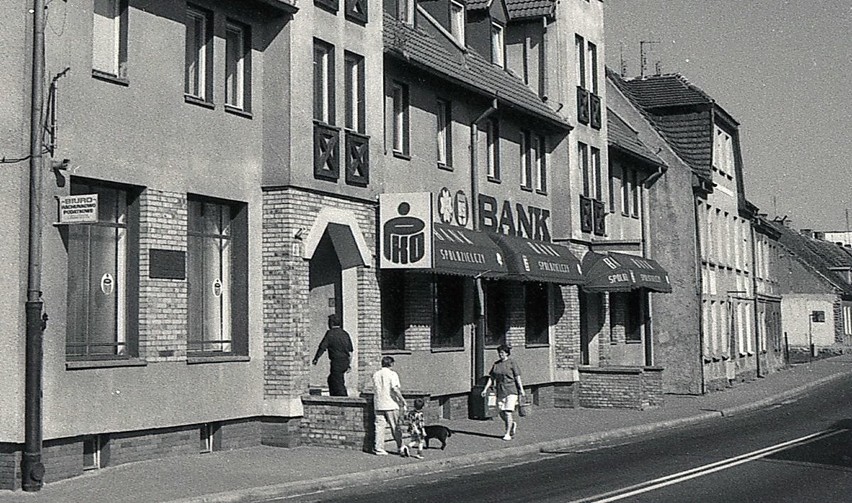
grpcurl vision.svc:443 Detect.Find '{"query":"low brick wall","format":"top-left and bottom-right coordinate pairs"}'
top-left (579, 366), bottom-right (664, 410)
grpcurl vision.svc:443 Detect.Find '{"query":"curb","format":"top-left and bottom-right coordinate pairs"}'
top-left (165, 368), bottom-right (852, 503)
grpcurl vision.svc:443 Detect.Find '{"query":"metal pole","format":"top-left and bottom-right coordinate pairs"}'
top-left (23, 0), bottom-right (47, 491)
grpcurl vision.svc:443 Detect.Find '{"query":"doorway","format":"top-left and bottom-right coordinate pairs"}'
top-left (308, 233), bottom-right (343, 391)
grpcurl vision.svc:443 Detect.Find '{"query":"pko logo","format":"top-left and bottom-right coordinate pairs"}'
top-left (383, 202), bottom-right (426, 265)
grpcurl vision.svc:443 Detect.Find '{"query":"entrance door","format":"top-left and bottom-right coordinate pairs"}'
top-left (308, 233), bottom-right (342, 391)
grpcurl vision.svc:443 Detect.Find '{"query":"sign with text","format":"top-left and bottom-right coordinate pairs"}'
top-left (57, 194), bottom-right (98, 224)
top-left (379, 193), bottom-right (433, 269)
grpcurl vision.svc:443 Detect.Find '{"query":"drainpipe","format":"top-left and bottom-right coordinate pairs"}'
top-left (470, 98), bottom-right (498, 386)
top-left (692, 196), bottom-right (706, 394)
top-left (23, 0), bottom-right (47, 491)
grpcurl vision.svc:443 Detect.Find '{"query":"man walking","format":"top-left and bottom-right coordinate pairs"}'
top-left (372, 356), bottom-right (408, 456)
top-left (312, 314), bottom-right (353, 396)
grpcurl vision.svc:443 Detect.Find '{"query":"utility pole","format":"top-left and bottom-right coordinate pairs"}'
top-left (23, 0), bottom-right (47, 491)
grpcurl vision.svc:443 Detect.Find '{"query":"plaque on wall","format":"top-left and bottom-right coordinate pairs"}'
top-left (149, 249), bottom-right (186, 280)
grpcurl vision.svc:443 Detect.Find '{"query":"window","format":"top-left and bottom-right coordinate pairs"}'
top-left (66, 180), bottom-right (138, 359)
top-left (200, 423), bottom-right (219, 453)
top-left (92, 0), bottom-right (128, 79)
top-left (433, 275), bottom-right (464, 348)
top-left (587, 42), bottom-right (598, 94)
top-left (381, 270), bottom-right (406, 350)
top-left (345, 51), bottom-right (365, 133)
top-left (534, 135), bottom-right (547, 194)
top-left (185, 6), bottom-right (212, 101)
top-left (609, 163), bottom-right (618, 213)
top-left (591, 147), bottom-right (602, 200)
top-left (187, 197), bottom-right (248, 355)
top-left (225, 21), bottom-right (250, 111)
top-left (450, 2), bottom-right (465, 44)
top-left (83, 436), bottom-right (108, 470)
top-left (579, 142), bottom-right (589, 196)
top-left (391, 81), bottom-right (409, 155)
top-left (313, 39), bottom-right (335, 124)
top-left (485, 281), bottom-right (509, 347)
top-left (486, 118), bottom-right (500, 180)
top-left (520, 130), bottom-right (532, 190)
top-left (625, 291), bottom-right (644, 342)
top-left (525, 283), bottom-right (549, 345)
top-left (491, 23), bottom-right (505, 67)
top-left (436, 99), bottom-right (452, 167)
top-left (575, 35), bottom-right (585, 90)
top-left (630, 169), bottom-right (640, 217)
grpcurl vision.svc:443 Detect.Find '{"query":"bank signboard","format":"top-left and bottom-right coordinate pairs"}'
top-left (379, 192), bottom-right (433, 269)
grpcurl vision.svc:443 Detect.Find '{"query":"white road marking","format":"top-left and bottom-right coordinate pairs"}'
top-left (570, 429), bottom-right (845, 503)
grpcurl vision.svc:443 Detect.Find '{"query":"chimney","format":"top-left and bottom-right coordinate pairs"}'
top-left (800, 228), bottom-right (812, 238)
top-left (814, 231), bottom-right (825, 240)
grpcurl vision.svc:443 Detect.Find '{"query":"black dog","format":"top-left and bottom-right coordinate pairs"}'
top-left (424, 425), bottom-right (453, 450)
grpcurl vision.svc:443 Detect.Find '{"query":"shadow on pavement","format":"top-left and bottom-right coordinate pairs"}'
top-left (766, 420), bottom-right (852, 470)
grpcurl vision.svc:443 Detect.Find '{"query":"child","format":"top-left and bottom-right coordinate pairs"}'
top-left (404, 398), bottom-right (426, 459)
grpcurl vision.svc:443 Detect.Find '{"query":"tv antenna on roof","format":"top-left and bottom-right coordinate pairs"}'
top-left (620, 43), bottom-right (628, 77)
top-left (640, 40), bottom-right (659, 78)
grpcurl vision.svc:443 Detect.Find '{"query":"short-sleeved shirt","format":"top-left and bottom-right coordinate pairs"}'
top-left (489, 358), bottom-right (521, 399)
top-left (372, 367), bottom-right (402, 411)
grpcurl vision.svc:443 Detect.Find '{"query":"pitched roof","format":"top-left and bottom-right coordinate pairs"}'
top-left (505, 0), bottom-right (555, 19)
top-left (768, 220), bottom-right (852, 296)
top-left (608, 71), bottom-right (713, 181)
top-left (606, 109), bottom-right (665, 169)
top-left (383, 13), bottom-right (570, 130)
top-left (466, 0), bottom-right (492, 10)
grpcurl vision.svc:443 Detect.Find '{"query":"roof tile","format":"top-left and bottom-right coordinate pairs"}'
top-left (606, 110), bottom-right (665, 168)
top-left (505, 0), bottom-right (555, 19)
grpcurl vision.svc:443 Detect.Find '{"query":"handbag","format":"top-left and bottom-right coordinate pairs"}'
top-left (518, 398), bottom-right (530, 417)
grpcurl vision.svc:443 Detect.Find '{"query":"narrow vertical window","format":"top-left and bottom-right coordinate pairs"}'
top-left (486, 118), bottom-right (500, 180)
top-left (579, 142), bottom-right (589, 196)
top-left (520, 130), bottom-right (532, 190)
top-left (450, 2), bottom-right (465, 45)
top-left (588, 42), bottom-right (598, 94)
top-left (535, 135), bottom-right (547, 193)
top-left (609, 162), bottom-right (618, 213)
top-left (398, 0), bottom-right (414, 24)
top-left (491, 23), bottom-right (505, 67)
top-left (188, 197), bottom-right (248, 356)
top-left (313, 40), bottom-right (335, 124)
top-left (575, 35), bottom-right (586, 89)
top-left (433, 275), bottom-right (465, 349)
top-left (631, 169), bottom-right (641, 217)
top-left (525, 283), bottom-right (549, 345)
top-left (591, 146), bottom-right (602, 200)
top-left (185, 6), bottom-right (212, 101)
top-left (436, 99), bottom-right (452, 167)
top-left (66, 181), bottom-right (137, 359)
top-left (622, 167), bottom-right (631, 215)
top-left (92, 0), bottom-right (128, 78)
top-left (381, 270), bottom-right (406, 350)
top-left (392, 81), bottom-right (409, 155)
top-left (225, 22), bottom-right (251, 111)
top-left (345, 51), bottom-right (365, 133)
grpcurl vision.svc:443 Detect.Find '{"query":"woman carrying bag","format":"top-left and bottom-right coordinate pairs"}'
top-left (481, 344), bottom-right (525, 440)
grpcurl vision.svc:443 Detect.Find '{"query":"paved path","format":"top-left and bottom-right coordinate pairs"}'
top-left (6, 355), bottom-right (852, 503)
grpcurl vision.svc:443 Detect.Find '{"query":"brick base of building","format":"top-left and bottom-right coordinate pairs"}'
top-left (578, 366), bottom-right (664, 409)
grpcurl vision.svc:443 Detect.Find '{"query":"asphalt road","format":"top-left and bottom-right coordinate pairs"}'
top-left (273, 374), bottom-right (852, 503)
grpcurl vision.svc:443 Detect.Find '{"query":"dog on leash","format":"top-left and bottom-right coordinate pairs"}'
top-left (424, 425), bottom-right (453, 450)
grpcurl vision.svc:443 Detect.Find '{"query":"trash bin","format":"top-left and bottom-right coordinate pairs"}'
top-left (469, 383), bottom-right (497, 420)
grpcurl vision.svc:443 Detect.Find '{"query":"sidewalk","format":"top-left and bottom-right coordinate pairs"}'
top-left (7, 354), bottom-right (852, 503)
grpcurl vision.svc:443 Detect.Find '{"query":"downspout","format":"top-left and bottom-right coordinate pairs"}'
top-left (750, 220), bottom-right (762, 377)
top-left (23, 0), bottom-right (47, 491)
top-left (470, 98), bottom-right (498, 386)
top-left (692, 193), bottom-right (706, 394)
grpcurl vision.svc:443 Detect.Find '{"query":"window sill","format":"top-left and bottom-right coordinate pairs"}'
top-left (225, 105), bottom-right (253, 119)
top-left (524, 343), bottom-right (549, 349)
top-left (520, 185), bottom-right (533, 192)
top-left (430, 346), bottom-right (465, 353)
top-left (437, 162), bottom-right (453, 171)
top-left (392, 150), bottom-right (411, 160)
top-left (92, 70), bottom-right (129, 87)
top-left (66, 358), bottom-right (147, 370)
top-left (187, 355), bottom-right (250, 365)
top-left (381, 349), bottom-right (412, 355)
top-left (535, 189), bottom-right (548, 196)
top-left (487, 176), bottom-right (501, 184)
top-left (184, 94), bottom-right (215, 109)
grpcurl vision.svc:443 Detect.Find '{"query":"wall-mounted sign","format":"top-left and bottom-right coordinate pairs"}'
top-left (213, 279), bottom-right (223, 297)
top-left (379, 193), bottom-right (433, 269)
top-left (437, 187), bottom-right (454, 223)
top-left (57, 194), bottom-right (98, 224)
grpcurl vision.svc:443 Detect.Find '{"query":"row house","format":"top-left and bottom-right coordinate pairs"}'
top-left (1, 0), bottom-right (301, 489)
top-left (768, 222), bottom-right (852, 359)
top-left (751, 212), bottom-right (785, 375)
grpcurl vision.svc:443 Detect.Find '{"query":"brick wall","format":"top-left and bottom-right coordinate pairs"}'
top-left (219, 419), bottom-right (262, 451)
top-left (261, 417), bottom-right (301, 448)
top-left (0, 444), bottom-right (19, 490)
top-left (262, 188), bottom-right (379, 399)
top-left (554, 284), bottom-right (580, 371)
top-left (138, 189), bottom-right (188, 361)
top-left (300, 396), bottom-right (373, 451)
top-left (578, 366), bottom-right (663, 409)
top-left (404, 273), bottom-right (433, 352)
top-left (109, 427), bottom-right (198, 466)
top-left (42, 438), bottom-right (83, 484)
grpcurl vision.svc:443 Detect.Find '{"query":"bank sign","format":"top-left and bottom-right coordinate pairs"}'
top-left (57, 194), bottom-right (99, 224)
top-left (379, 193), bottom-right (433, 269)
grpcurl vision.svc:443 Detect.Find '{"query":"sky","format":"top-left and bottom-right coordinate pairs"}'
top-left (604, 0), bottom-right (852, 232)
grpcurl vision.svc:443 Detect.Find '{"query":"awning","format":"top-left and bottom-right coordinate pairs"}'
top-left (582, 252), bottom-right (672, 293)
top-left (432, 223), bottom-right (508, 278)
top-left (326, 223), bottom-right (367, 269)
top-left (489, 234), bottom-right (583, 284)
